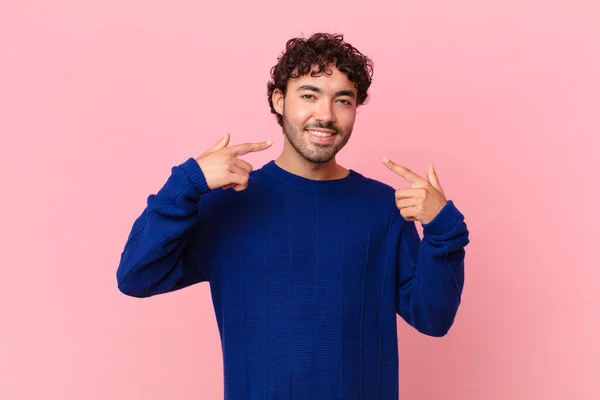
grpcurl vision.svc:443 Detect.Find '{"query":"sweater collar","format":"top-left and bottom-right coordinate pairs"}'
top-left (259, 160), bottom-right (364, 193)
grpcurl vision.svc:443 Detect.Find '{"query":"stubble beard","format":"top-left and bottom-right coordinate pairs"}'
top-left (281, 111), bottom-right (352, 165)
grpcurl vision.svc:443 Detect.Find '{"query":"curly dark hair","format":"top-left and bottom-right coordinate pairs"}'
top-left (267, 33), bottom-right (374, 127)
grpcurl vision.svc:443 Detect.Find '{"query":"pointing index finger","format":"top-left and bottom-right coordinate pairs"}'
top-left (382, 158), bottom-right (427, 186)
top-left (230, 140), bottom-right (273, 156)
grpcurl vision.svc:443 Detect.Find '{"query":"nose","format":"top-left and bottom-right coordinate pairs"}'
top-left (314, 100), bottom-right (336, 124)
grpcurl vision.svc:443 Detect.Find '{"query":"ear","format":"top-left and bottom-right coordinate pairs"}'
top-left (272, 88), bottom-right (285, 116)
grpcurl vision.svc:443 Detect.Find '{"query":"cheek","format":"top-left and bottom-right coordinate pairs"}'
top-left (286, 101), bottom-right (313, 125)
top-left (339, 110), bottom-right (356, 131)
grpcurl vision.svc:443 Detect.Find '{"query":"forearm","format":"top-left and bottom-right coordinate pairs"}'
top-left (116, 158), bottom-right (212, 297)
top-left (397, 200), bottom-right (470, 336)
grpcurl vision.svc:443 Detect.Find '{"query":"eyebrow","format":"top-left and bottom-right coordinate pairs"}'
top-left (296, 84), bottom-right (356, 99)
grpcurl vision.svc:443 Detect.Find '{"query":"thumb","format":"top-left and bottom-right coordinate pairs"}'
top-left (209, 132), bottom-right (230, 152)
top-left (427, 163), bottom-right (443, 191)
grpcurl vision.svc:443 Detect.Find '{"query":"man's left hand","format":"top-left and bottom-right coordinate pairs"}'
top-left (382, 158), bottom-right (448, 224)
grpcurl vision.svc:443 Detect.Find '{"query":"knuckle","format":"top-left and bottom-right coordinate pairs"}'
top-left (218, 148), bottom-right (230, 157)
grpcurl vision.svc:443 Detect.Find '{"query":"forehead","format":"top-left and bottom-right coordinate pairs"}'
top-left (288, 65), bottom-right (356, 93)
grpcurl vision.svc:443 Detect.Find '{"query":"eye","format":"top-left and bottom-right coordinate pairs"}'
top-left (301, 94), bottom-right (316, 99)
top-left (337, 99), bottom-right (352, 105)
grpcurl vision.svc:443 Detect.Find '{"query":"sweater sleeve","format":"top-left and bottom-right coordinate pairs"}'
top-left (395, 200), bottom-right (470, 337)
top-left (116, 157), bottom-right (220, 298)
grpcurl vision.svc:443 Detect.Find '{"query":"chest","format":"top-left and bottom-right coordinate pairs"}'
top-left (211, 190), bottom-right (397, 291)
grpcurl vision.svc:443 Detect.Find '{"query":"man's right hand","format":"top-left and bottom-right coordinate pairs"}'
top-left (195, 133), bottom-right (272, 191)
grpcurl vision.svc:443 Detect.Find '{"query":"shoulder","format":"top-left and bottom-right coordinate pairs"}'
top-left (366, 176), bottom-right (395, 194)
top-left (198, 166), bottom-right (272, 212)
top-left (347, 171), bottom-right (398, 211)
top-left (351, 170), bottom-right (396, 196)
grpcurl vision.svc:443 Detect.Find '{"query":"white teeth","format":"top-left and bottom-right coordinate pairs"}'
top-left (307, 130), bottom-right (333, 137)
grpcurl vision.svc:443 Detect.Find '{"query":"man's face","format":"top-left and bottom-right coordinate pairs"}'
top-left (273, 65), bottom-right (358, 164)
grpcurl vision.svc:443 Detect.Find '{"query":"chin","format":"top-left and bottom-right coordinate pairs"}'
top-left (300, 149), bottom-right (338, 164)
top-left (304, 156), bottom-right (333, 164)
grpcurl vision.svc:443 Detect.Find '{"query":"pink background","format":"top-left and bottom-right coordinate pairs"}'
top-left (1, 1), bottom-right (598, 399)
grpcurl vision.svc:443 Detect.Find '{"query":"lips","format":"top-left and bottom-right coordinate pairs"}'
top-left (306, 129), bottom-right (335, 137)
top-left (305, 129), bottom-right (337, 144)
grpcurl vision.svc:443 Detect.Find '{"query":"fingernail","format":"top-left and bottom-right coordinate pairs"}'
top-left (266, 140), bottom-right (272, 145)
top-left (382, 157), bottom-right (389, 163)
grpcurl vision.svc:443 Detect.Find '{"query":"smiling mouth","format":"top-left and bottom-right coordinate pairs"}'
top-left (305, 129), bottom-right (336, 137)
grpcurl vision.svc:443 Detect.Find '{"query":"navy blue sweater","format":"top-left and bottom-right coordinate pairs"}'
top-left (116, 157), bottom-right (470, 399)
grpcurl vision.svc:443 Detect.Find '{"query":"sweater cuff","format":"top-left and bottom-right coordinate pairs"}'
top-left (179, 157), bottom-right (212, 195)
top-left (422, 200), bottom-right (463, 236)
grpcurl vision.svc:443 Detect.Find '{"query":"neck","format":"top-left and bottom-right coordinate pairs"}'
top-left (275, 140), bottom-right (349, 181)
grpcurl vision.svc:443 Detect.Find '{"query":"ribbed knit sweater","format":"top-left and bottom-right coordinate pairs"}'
top-left (116, 157), bottom-right (470, 400)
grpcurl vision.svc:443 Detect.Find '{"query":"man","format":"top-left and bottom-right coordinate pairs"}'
top-left (117, 32), bottom-right (470, 399)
